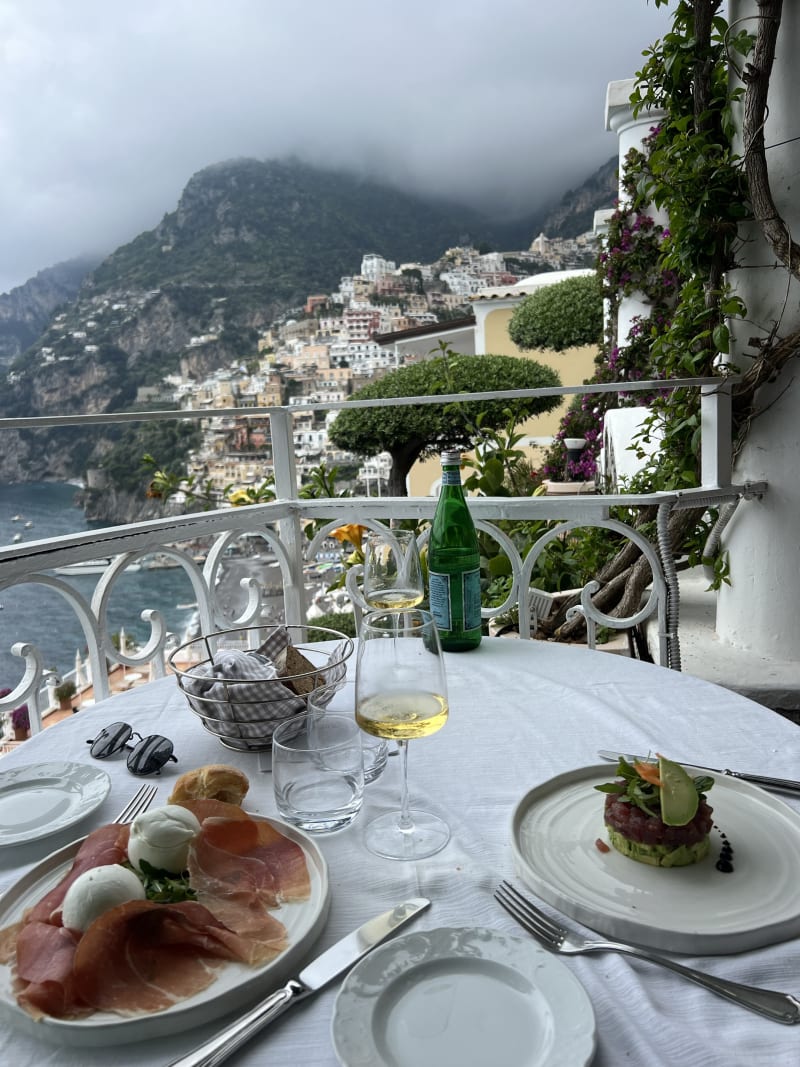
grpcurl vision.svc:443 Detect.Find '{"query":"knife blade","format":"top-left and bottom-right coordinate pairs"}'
top-left (168, 897), bottom-right (430, 1067)
top-left (596, 749), bottom-right (800, 796)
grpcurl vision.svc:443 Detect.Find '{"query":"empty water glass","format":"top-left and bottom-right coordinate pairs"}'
top-left (307, 692), bottom-right (389, 784)
top-left (272, 712), bottom-right (364, 833)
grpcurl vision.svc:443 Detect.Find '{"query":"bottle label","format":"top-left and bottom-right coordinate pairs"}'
top-left (440, 469), bottom-right (462, 486)
top-left (461, 567), bottom-right (482, 629)
top-left (428, 571), bottom-right (452, 629)
top-left (429, 568), bottom-right (481, 631)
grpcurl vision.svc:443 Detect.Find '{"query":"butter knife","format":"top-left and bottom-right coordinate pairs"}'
top-left (597, 749), bottom-right (800, 796)
top-left (167, 897), bottom-right (430, 1067)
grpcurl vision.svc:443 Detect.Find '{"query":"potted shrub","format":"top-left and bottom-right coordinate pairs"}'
top-left (10, 704), bottom-right (30, 741)
top-left (55, 680), bottom-right (77, 711)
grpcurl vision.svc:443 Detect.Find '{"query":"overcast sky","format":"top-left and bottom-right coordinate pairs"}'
top-left (0, 1), bottom-right (672, 295)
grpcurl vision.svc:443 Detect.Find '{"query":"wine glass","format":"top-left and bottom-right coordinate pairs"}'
top-left (362, 528), bottom-right (424, 611)
top-left (355, 608), bottom-right (449, 860)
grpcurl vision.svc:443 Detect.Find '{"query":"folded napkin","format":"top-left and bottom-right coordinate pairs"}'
top-left (180, 626), bottom-right (349, 742)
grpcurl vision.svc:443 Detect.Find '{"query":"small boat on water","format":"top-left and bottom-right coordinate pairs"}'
top-left (24, 521), bottom-right (33, 528)
top-left (53, 558), bottom-right (143, 575)
top-left (142, 554), bottom-right (181, 570)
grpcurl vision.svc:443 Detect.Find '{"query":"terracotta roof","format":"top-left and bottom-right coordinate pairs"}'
top-left (372, 315), bottom-right (475, 344)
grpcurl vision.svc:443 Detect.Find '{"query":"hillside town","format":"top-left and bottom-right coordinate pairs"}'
top-left (107, 231), bottom-right (598, 502)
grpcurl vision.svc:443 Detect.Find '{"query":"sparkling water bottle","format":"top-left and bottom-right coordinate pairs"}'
top-left (427, 450), bottom-right (482, 651)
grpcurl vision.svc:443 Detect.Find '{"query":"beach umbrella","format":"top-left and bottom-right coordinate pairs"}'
top-left (74, 650), bottom-right (85, 688)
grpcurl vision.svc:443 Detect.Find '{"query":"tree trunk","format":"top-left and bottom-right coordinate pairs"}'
top-left (540, 506), bottom-right (704, 642)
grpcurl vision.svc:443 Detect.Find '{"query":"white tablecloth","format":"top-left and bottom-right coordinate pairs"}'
top-left (0, 639), bottom-right (798, 1067)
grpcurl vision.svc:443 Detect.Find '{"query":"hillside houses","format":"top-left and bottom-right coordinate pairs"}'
top-left (173, 231), bottom-right (599, 501)
top-left (13, 230), bottom-right (597, 502)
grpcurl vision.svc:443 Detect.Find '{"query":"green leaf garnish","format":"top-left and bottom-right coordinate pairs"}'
top-left (594, 755), bottom-right (713, 822)
top-left (125, 860), bottom-right (197, 903)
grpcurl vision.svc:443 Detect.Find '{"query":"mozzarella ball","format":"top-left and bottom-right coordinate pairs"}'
top-left (127, 804), bottom-right (202, 874)
top-left (61, 864), bottom-right (146, 932)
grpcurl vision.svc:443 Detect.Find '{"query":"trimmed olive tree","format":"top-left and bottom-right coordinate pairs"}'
top-left (328, 350), bottom-right (562, 495)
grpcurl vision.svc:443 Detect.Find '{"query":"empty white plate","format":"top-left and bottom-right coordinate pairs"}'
top-left (331, 926), bottom-right (596, 1067)
top-left (0, 762), bottom-right (111, 846)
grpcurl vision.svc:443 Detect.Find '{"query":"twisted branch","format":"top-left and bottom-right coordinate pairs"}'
top-left (741, 0), bottom-right (800, 279)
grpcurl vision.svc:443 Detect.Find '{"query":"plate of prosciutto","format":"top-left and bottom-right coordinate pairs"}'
top-left (0, 797), bottom-right (329, 1046)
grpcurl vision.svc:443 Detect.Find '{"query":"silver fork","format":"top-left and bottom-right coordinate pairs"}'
top-left (113, 783), bottom-right (157, 824)
top-left (495, 880), bottom-right (800, 1024)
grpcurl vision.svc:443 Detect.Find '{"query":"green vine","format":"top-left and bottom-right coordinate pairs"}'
top-left (532, 2), bottom-right (757, 615)
top-left (628, 1), bottom-right (753, 495)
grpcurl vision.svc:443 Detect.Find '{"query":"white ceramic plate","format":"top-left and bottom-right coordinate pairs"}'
top-left (331, 926), bottom-right (596, 1067)
top-left (0, 816), bottom-right (329, 1046)
top-left (511, 764), bottom-right (800, 955)
top-left (0, 762), bottom-right (111, 846)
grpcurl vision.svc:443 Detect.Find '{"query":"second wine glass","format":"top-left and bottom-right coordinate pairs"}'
top-left (362, 528), bottom-right (424, 610)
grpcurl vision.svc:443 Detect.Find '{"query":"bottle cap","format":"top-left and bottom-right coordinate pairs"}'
top-left (440, 450), bottom-right (462, 465)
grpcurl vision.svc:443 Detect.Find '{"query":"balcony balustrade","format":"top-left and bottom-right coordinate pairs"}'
top-left (0, 377), bottom-right (764, 736)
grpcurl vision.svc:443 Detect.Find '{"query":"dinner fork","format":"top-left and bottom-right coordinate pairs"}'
top-left (113, 782), bottom-right (157, 824)
top-left (494, 880), bottom-right (800, 1024)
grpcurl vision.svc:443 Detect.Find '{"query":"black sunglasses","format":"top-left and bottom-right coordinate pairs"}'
top-left (87, 721), bottom-right (178, 776)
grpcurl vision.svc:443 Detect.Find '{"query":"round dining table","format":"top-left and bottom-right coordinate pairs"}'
top-left (0, 637), bottom-right (798, 1067)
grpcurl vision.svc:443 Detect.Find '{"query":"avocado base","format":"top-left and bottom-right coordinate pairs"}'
top-left (605, 826), bottom-right (711, 867)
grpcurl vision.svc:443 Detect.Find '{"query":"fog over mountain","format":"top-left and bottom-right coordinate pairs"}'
top-left (0, 1), bottom-right (672, 294)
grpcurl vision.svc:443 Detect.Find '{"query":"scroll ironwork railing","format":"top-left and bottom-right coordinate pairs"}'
top-left (0, 377), bottom-right (765, 734)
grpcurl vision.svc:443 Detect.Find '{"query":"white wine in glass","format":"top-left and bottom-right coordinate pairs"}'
top-left (362, 529), bottom-right (424, 611)
top-left (355, 608), bottom-right (449, 860)
top-left (356, 691), bottom-right (448, 740)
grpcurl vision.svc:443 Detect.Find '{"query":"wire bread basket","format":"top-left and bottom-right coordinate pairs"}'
top-left (168, 624), bottom-right (354, 752)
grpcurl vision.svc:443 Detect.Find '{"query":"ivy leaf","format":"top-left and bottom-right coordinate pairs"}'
top-left (712, 323), bottom-right (730, 353)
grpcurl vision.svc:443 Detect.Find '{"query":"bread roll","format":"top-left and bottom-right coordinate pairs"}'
top-left (168, 763), bottom-right (249, 806)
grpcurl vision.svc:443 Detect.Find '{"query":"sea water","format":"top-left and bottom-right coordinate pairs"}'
top-left (0, 482), bottom-right (200, 686)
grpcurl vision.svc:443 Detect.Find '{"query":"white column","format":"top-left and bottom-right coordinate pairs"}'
top-left (716, 1), bottom-right (800, 659)
top-left (604, 80), bottom-right (668, 342)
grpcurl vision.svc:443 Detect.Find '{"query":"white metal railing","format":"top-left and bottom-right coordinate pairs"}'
top-left (0, 377), bottom-right (766, 734)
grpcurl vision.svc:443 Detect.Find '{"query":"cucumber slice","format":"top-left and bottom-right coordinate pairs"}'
top-left (658, 756), bottom-right (699, 826)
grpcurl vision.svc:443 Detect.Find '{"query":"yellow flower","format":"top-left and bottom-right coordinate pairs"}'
top-left (228, 488), bottom-right (252, 507)
top-left (330, 524), bottom-right (366, 549)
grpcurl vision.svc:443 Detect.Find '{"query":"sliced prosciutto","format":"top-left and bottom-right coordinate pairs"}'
top-left (182, 803), bottom-right (310, 947)
top-left (25, 823), bottom-right (130, 925)
top-left (14, 921), bottom-right (85, 1019)
top-left (0, 801), bottom-right (309, 1021)
top-left (72, 900), bottom-right (283, 1015)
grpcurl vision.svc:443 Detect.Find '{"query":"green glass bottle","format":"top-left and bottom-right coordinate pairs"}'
top-left (427, 450), bottom-right (482, 651)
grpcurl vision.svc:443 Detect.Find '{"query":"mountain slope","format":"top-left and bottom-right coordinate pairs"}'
top-left (0, 255), bottom-right (101, 368)
top-left (89, 157), bottom-right (534, 310)
top-left (541, 156), bottom-right (618, 237)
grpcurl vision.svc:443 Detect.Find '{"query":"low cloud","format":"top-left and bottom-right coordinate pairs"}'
top-left (0, 0), bottom-right (671, 293)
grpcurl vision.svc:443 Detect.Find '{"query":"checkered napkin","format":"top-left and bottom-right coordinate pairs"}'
top-left (180, 626), bottom-right (348, 741)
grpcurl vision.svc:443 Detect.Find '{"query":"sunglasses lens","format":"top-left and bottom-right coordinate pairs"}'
top-left (127, 735), bottom-right (176, 776)
top-left (88, 721), bottom-right (133, 759)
